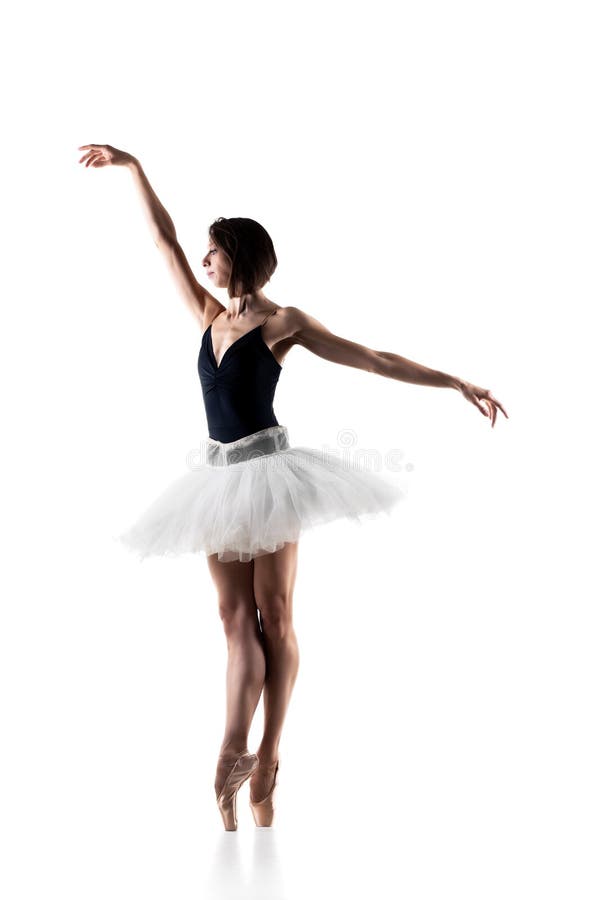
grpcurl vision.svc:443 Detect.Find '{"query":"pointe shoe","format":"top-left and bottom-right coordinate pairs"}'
top-left (215, 751), bottom-right (259, 831)
top-left (249, 759), bottom-right (279, 827)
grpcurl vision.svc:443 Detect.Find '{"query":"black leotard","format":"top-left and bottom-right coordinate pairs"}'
top-left (198, 308), bottom-right (282, 442)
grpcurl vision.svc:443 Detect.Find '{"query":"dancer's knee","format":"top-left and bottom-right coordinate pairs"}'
top-left (218, 594), bottom-right (260, 639)
top-left (256, 596), bottom-right (294, 641)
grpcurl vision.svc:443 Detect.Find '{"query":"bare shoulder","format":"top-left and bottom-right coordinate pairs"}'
top-left (283, 305), bottom-right (333, 344)
top-left (271, 303), bottom-right (333, 358)
top-left (280, 305), bottom-right (379, 373)
top-left (268, 304), bottom-right (302, 335)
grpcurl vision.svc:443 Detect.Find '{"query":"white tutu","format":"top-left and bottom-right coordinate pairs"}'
top-left (116, 425), bottom-right (407, 563)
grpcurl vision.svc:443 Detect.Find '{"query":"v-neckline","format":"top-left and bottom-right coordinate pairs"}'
top-left (208, 322), bottom-right (263, 371)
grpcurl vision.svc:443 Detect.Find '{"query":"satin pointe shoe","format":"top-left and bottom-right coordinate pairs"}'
top-left (215, 751), bottom-right (259, 831)
top-left (249, 759), bottom-right (279, 827)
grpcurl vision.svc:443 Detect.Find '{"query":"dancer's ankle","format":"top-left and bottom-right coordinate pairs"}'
top-left (256, 745), bottom-right (279, 766)
top-left (219, 742), bottom-right (249, 761)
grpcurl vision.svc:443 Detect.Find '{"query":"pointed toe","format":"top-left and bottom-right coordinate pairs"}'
top-left (249, 760), bottom-right (279, 827)
top-left (215, 751), bottom-right (259, 831)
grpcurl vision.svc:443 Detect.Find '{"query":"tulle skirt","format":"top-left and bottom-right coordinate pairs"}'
top-left (115, 425), bottom-right (407, 563)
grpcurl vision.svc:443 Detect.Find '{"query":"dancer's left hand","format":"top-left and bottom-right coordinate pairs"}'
top-left (455, 379), bottom-right (509, 427)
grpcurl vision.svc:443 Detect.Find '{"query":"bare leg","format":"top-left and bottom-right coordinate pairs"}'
top-left (251, 541), bottom-right (300, 799)
top-left (206, 553), bottom-right (266, 796)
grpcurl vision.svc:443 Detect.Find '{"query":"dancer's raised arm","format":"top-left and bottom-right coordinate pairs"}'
top-left (288, 306), bottom-right (508, 427)
top-left (77, 144), bottom-right (210, 324)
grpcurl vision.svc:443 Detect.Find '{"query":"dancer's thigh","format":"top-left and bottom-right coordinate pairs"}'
top-left (253, 541), bottom-right (299, 625)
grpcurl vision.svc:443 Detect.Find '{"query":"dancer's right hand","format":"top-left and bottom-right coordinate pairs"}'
top-left (77, 144), bottom-right (136, 168)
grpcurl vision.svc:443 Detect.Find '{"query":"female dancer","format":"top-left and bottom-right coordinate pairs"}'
top-left (78, 144), bottom-right (508, 831)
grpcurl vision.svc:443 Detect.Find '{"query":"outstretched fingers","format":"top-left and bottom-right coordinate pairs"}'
top-left (490, 394), bottom-right (509, 420)
top-left (463, 384), bottom-right (509, 428)
top-left (78, 148), bottom-right (101, 166)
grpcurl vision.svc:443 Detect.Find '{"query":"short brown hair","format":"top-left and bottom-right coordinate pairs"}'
top-left (208, 217), bottom-right (278, 298)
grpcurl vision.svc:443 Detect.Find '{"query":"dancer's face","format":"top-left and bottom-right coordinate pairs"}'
top-left (202, 241), bottom-right (231, 289)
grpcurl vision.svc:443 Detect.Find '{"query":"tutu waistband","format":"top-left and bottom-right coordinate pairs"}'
top-left (206, 425), bottom-right (290, 467)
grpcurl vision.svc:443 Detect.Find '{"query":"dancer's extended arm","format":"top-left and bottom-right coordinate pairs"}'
top-left (288, 306), bottom-right (508, 427)
top-left (77, 143), bottom-right (212, 324)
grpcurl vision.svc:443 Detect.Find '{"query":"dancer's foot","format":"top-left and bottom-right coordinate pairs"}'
top-left (249, 758), bottom-right (279, 805)
top-left (214, 749), bottom-right (251, 798)
top-left (249, 757), bottom-right (279, 827)
top-left (215, 750), bottom-right (259, 831)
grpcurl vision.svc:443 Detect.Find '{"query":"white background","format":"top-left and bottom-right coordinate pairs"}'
top-left (1, 1), bottom-right (598, 897)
